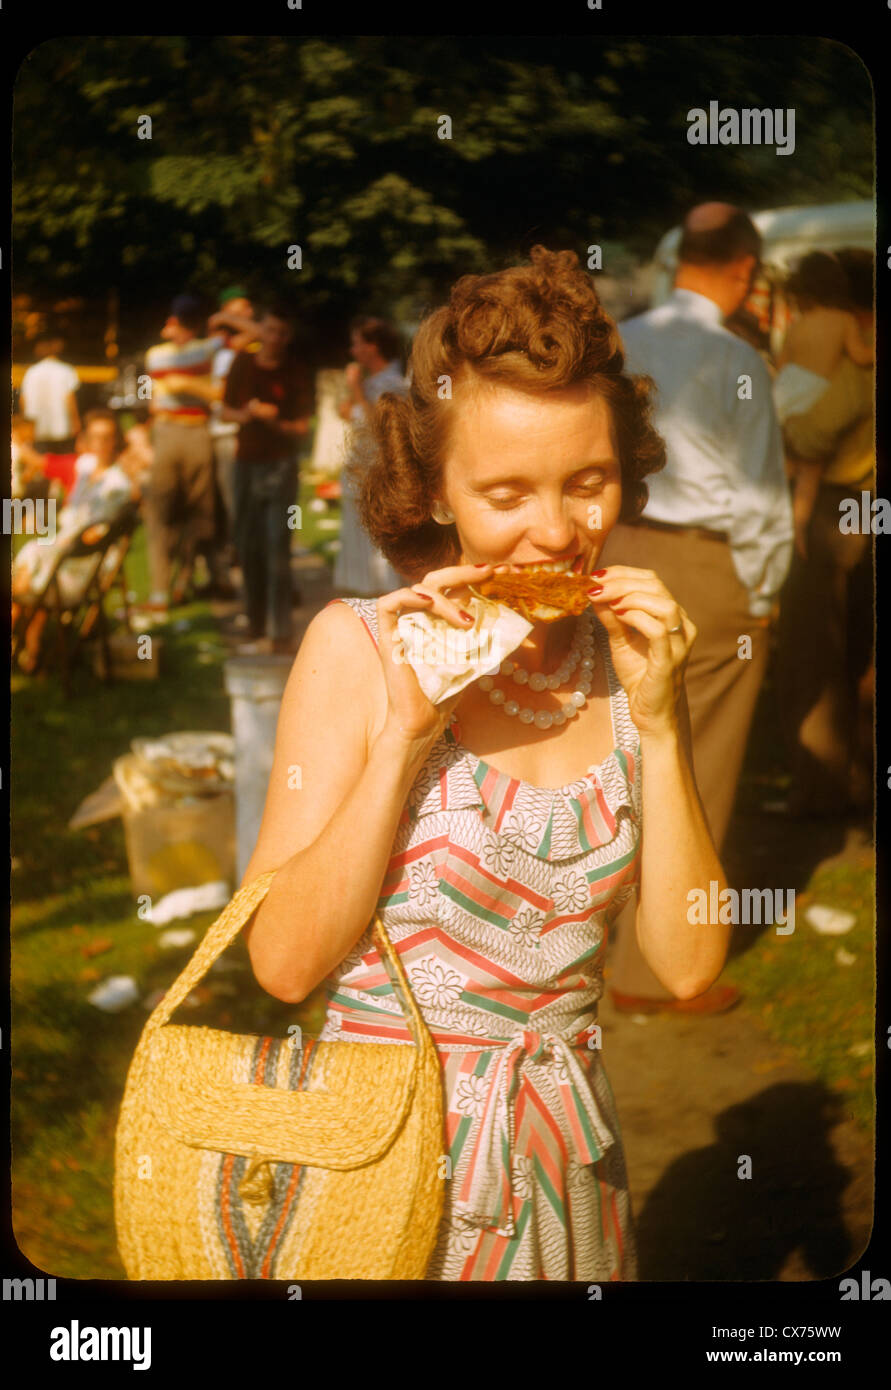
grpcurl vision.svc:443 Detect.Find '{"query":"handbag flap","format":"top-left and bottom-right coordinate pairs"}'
top-left (144, 1025), bottom-right (420, 1168)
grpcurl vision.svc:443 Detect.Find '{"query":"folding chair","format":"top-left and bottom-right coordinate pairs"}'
top-left (12, 502), bottom-right (142, 696)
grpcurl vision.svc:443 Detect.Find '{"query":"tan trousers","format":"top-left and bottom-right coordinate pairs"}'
top-left (600, 523), bottom-right (770, 998)
top-left (143, 421), bottom-right (216, 597)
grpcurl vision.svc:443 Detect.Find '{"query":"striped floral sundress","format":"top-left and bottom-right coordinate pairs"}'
top-left (317, 596), bottom-right (642, 1280)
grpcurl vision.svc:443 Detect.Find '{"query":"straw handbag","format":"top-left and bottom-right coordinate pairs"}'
top-left (114, 869), bottom-right (445, 1280)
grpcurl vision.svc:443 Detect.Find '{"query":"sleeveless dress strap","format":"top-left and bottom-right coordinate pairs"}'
top-left (325, 596), bottom-right (380, 651)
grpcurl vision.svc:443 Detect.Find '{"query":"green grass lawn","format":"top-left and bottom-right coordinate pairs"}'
top-left (723, 852), bottom-right (875, 1133)
top-left (721, 647), bottom-right (876, 1135)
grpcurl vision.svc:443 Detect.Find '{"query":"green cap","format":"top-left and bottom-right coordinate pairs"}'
top-left (218, 285), bottom-right (249, 306)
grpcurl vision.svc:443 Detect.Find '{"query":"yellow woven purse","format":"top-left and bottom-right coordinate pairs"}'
top-left (114, 869), bottom-right (445, 1280)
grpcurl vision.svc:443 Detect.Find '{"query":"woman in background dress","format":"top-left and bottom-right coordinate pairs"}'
top-left (333, 317), bottom-right (408, 596)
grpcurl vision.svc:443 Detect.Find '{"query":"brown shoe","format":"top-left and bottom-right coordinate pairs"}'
top-left (610, 984), bottom-right (742, 1015)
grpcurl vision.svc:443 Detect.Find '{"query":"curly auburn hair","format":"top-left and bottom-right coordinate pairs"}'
top-left (346, 244), bottom-right (666, 581)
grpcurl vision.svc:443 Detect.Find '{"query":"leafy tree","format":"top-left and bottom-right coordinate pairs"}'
top-left (13, 35), bottom-right (872, 360)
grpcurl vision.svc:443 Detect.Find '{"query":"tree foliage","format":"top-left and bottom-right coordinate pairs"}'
top-left (13, 34), bottom-right (872, 350)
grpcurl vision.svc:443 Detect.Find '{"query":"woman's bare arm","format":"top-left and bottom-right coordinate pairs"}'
top-left (634, 687), bottom-right (731, 997)
top-left (241, 603), bottom-right (439, 1003)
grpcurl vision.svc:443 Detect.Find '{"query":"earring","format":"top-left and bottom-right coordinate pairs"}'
top-left (431, 501), bottom-right (455, 524)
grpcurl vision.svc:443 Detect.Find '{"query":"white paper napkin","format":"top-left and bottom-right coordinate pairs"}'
top-left (395, 593), bottom-right (533, 706)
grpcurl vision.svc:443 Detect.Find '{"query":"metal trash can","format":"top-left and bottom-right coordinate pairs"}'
top-left (223, 654), bottom-right (293, 884)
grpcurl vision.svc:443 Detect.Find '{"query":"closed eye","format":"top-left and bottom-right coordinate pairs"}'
top-left (486, 482), bottom-right (605, 508)
top-left (480, 467), bottom-right (612, 509)
top-left (486, 494), bottom-right (525, 509)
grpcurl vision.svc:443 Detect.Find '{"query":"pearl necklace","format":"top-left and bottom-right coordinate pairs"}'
top-left (477, 610), bottom-right (596, 730)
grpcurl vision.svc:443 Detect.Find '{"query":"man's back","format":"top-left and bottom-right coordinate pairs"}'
top-left (145, 334), bottom-right (222, 418)
top-left (20, 356), bottom-right (80, 440)
top-left (620, 288), bottom-right (780, 528)
top-left (617, 287), bottom-right (791, 620)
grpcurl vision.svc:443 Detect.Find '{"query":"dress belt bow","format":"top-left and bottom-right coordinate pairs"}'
top-left (458, 1026), bottom-right (615, 1239)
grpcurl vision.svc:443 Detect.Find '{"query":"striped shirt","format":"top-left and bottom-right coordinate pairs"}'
top-left (145, 334), bottom-right (225, 419)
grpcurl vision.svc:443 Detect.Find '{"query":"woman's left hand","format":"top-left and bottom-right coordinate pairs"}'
top-left (587, 566), bottom-right (695, 739)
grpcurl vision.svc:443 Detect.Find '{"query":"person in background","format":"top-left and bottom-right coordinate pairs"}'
top-left (221, 302), bottom-right (312, 653)
top-left (12, 410), bottom-right (137, 673)
top-left (333, 316), bottom-right (408, 596)
top-left (775, 252), bottom-right (875, 563)
top-left (11, 415), bottom-right (46, 501)
top-left (725, 304), bottom-right (772, 362)
top-left (42, 433), bottom-right (95, 506)
top-left (13, 417), bottom-right (93, 508)
top-left (209, 287), bottom-right (257, 569)
top-left (19, 331), bottom-right (82, 454)
top-left (774, 251), bottom-right (874, 424)
top-left (776, 248), bottom-right (875, 816)
top-left (141, 294), bottom-right (227, 614)
top-left (600, 202), bottom-right (793, 1015)
top-left (116, 422), bottom-right (154, 498)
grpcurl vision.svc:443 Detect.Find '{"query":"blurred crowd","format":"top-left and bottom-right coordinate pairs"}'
top-left (11, 295), bottom-right (410, 667)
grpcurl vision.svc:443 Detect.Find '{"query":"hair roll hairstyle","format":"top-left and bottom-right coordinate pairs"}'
top-left (347, 244), bottom-right (666, 582)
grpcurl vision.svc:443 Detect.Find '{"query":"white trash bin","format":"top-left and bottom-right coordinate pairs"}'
top-left (223, 654), bottom-right (293, 885)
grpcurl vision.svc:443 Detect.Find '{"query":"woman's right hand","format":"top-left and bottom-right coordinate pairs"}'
top-left (376, 561), bottom-right (510, 748)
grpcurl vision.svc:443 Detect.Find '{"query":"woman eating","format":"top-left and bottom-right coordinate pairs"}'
top-left (241, 245), bottom-right (730, 1280)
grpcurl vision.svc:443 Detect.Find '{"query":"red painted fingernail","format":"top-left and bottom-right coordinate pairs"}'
top-left (587, 585), bottom-right (603, 596)
top-left (460, 610), bottom-right (473, 622)
top-left (473, 562), bottom-right (491, 568)
top-left (613, 607), bottom-right (628, 615)
top-left (591, 569), bottom-right (607, 577)
top-left (416, 591), bottom-right (434, 600)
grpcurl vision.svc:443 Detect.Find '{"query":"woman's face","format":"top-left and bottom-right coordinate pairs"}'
top-left (84, 420), bottom-right (118, 465)
top-left (440, 383), bottom-right (622, 573)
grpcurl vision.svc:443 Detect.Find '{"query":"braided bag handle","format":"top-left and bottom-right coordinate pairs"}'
top-left (142, 867), bottom-right (432, 1055)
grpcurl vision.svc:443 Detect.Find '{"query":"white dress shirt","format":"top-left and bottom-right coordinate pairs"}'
top-left (620, 288), bottom-right (793, 617)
